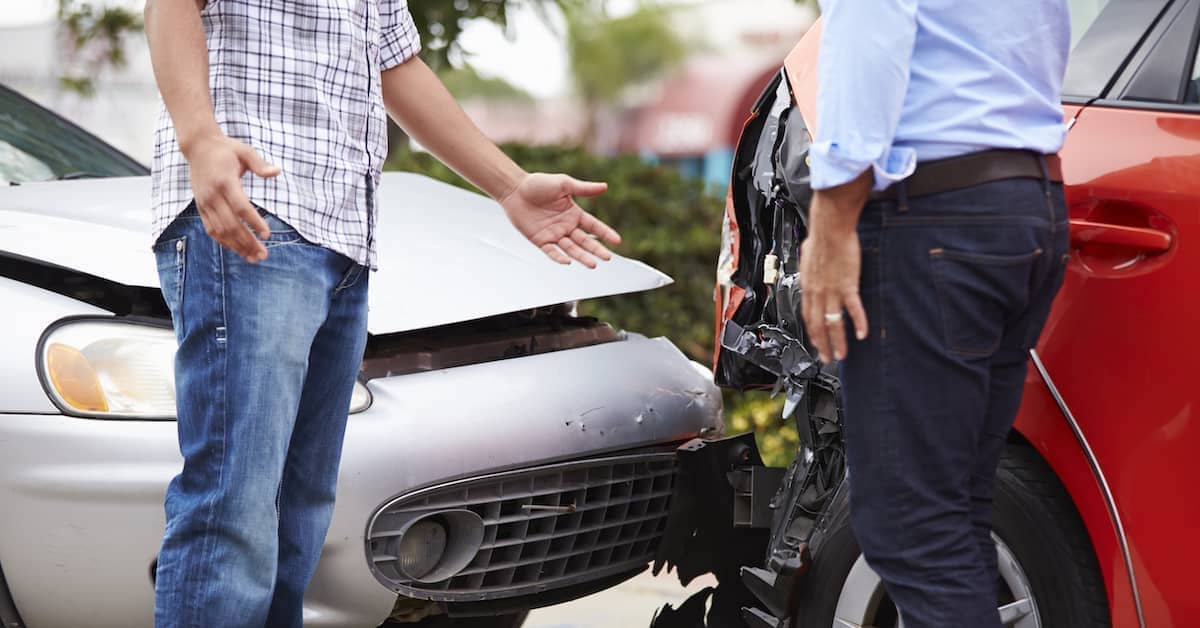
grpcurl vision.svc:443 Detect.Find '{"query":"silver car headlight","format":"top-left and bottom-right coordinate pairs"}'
top-left (38, 318), bottom-right (372, 419)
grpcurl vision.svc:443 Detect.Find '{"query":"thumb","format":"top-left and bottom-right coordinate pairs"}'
top-left (239, 145), bottom-right (282, 179)
top-left (563, 176), bottom-right (607, 198)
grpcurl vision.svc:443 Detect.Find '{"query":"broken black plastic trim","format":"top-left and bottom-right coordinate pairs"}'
top-left (361, 307), bottom-right (619, 379)
top-left (715, 68), bottom-right (821, 412)
top-left (652, 434), bottom-right (770, 627)
top-left (0, 253), bottom-right (168, 318)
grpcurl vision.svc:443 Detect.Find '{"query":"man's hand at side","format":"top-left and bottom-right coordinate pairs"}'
top-left (145, 0), bottom-right (279, 263)
top-left (184, 134), bottom-right (280, 262)
top-left (499, 173), bottom-right (620, 267)
top-left (800, 169), bottom-right (873, 363)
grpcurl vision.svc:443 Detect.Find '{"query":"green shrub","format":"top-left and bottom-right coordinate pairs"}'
top-left (386, 144), bottom-right (799, 467)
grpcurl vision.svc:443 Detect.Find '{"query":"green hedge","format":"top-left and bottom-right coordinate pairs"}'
top-left (386, 144), bottom-right (797, 466)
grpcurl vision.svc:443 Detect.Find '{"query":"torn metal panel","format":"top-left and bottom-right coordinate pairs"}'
top-left (716, 67), bottom-right (822, 406)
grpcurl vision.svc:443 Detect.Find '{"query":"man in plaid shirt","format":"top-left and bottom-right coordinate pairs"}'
top-left (143, 1), bottom-right (620, 625)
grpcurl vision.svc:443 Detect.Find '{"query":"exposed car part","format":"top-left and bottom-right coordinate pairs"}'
top-left (0, 253), bottom-right (167, 318)
top-left (650, 433), bottom-right (772, 627)
top-left (369, 451), bottom-right (680, 603)
top-left (361, 306), bottom-right (618, 379)
top-left (0, 173), bottom-right (672, 335)
top-left (714, 68), bottom-right (820, 420)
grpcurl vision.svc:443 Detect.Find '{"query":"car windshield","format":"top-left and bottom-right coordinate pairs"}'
top-left (0, 86), bottom-right (148, 185)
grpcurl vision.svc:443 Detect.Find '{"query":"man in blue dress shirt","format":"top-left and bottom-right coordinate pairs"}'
top-left (798, 1), bottom-right (1071, 625)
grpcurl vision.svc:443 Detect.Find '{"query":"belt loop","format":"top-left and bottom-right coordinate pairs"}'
top-left (1037, 154), bottom-right (1051, 197)
top-left (897, 180), bottom-right (909, 213)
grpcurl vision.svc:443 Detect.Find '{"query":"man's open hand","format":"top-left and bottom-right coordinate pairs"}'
top-left (185, 134), bottom-right (281, 263)
top-left (499, 173), bottom-right (621, 268)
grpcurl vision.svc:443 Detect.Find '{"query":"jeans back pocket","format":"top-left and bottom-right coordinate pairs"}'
top-left (930, 247), bottom-right (1042, 357)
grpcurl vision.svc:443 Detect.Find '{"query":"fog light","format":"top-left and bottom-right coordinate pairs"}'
top-left (398, 519), bottom-right (448, 581)
top-left (390, 509), bottom-right (485, 584)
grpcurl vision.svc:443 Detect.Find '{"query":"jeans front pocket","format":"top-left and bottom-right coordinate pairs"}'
top-left (255, 208), bottom-right (307, 249)
top-left (154, 235), bottom-right (187, 329)
top-left (930, 247), bottom-right (1043, 357)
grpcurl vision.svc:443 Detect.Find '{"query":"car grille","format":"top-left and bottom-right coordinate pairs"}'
top-left (367, 452), bottom-right (678, 601)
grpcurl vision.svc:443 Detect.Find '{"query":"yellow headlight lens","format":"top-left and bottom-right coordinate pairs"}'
top-left (46, 342), bottom-right (109, 412)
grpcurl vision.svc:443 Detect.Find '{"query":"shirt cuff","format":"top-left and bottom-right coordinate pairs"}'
top-left (809, 141), bottom-right (917, 192)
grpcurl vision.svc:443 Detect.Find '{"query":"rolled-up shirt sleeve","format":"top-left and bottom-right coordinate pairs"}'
top-left (380, 0), bottom-right (422, 70)
top-left (810, 0), bottom-right (919, 191)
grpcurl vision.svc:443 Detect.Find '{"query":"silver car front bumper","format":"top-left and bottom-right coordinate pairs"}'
top-left (0, 334), bottom-right (721, 628)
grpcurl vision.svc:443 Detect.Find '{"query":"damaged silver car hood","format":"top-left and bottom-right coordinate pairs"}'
top-left (0, 174), bottom-right (671, 333)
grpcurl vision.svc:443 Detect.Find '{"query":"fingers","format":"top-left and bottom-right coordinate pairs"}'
top-left (540, 243), bottom-right (571, 265)
top-left (562, 176), bottom-right (608, 199)
top-left (826, 301), bottom-right (849, 364)
top-left (801, 287), bottom-right (830, 364)
top-left (198, 194), bottom-right (267, 263)
top-left (557, 236), bottom-right (598, 269)
top-left (571, 228), bottom-right (612, 263)
top-left (844, 292), bottom-right (870, 342)
top-left (802, 292), bottom-right (866, 363)
top-left (224, 185), bottom-right (271, 240)
top-left (578, 211), bottom-right (622, 246)
top-left (237, 144), bottom-right (282, 179)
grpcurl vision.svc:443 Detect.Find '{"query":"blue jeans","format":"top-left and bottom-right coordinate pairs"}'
top-left (840, 176), bottom-right (1068, 627)
top-left (152, 207), bottom-right (369, 628)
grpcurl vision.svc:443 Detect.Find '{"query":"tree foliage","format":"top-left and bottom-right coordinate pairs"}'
top-left (408, 0), bottom-right (567, 70)
top-left (56, 0), bottom-right (144, 95)
top-left (564, 3), bottom-right (687, 106)
top-left (439, 65), bottom-right (533, 102)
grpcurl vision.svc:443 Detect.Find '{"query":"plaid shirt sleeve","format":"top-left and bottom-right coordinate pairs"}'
top-left (380, 0), bottom-right (422, 70)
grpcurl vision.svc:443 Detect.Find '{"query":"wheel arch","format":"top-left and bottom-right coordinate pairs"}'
top-left (1010, 350), bottom-right (1144, 628)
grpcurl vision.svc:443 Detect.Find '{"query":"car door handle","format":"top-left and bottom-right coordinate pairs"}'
top-left (1069, 220), bottom-right (1172, 254)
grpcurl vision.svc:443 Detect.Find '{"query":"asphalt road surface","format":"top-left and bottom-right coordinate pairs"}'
top-left (525, 570), bottom-right (717, 628)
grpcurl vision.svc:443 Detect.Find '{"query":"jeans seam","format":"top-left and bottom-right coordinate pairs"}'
top-left (192, 242), bottom-right (231, 623)
top-left (335, 264), bottom-right (364, 294)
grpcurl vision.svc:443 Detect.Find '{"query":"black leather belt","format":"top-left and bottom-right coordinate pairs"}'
top-left (871, 149), bottom-right (1063, 201)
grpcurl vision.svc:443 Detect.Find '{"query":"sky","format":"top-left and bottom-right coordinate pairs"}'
top-left (0, 0), bottom-right (673, 99)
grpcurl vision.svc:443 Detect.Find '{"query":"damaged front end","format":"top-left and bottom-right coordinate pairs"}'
top-left (655, 30), bottom-right (850, 628)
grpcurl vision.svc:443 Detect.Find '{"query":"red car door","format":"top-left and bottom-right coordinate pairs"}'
top-left (1016, 1), bottom-right (1200, 625)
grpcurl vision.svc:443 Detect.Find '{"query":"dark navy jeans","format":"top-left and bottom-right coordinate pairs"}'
top-left (152, 207), bottom-right (369, 628)
top-left (840, 176), bottom-right (1068, 627)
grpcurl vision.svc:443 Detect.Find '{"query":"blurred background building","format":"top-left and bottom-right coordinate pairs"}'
top-left (0, 0), bottom-right (813, 187)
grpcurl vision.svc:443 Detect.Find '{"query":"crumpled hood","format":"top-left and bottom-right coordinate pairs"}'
top-left (0, 174), bottom-right (672, 333)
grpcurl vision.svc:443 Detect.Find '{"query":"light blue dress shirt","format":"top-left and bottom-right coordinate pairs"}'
top-left (809, 0), bottom-right (1071, 191)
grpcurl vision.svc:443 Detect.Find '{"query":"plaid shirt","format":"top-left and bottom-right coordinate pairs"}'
top-left (151, 0), bottom-right (422, 268)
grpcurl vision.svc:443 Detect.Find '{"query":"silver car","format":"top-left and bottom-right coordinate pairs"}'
top-left (0, 85), bottom-right (721, 628)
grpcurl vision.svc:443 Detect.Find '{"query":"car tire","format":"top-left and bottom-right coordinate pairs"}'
top-left (790, 443), bottom-right (1110, 627)
top-left (387, 611), bottom-right (528, 628)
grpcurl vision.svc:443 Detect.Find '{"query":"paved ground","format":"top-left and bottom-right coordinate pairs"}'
top-left (525, 570), bottom-right (717, 628)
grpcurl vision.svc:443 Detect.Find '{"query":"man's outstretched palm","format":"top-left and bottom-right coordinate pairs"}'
top-left (500, 173), bottom-right (621, 268)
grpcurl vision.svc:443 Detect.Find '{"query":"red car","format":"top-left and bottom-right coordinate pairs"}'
top-left (658, 2), bottom-right (1197, 627)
